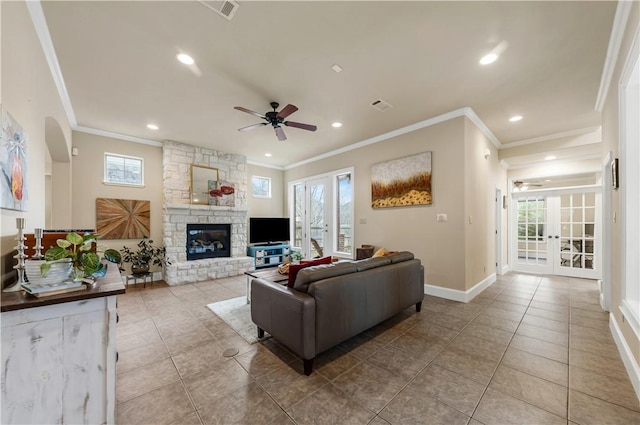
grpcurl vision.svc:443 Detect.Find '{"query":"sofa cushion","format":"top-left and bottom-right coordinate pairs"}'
top-left (294, 262), bottom-right (358, 293)
top-left (387, 251), bottom-right (414, 263)
top-left (353, 256), bottom-right (392, 271)
top-left (287, 256), bottom-right (332, 287)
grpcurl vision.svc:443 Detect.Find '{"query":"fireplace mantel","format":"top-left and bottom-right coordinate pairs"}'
top-left (165, 203), bottom-right (249, 213)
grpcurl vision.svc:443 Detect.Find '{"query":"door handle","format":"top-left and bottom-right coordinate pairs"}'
top-left (548, 235), bottom-right (552, 239)
top-left (555, 235), bottom-right (559, 239)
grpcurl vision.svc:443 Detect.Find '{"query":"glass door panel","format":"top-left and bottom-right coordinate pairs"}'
top-left (292, 183), bottom-right (304, 250)
top-left (557, 192), bottom-right (597, 274)
top-left (514, 196), bottom-right (552, 273)
top-left (308, 178), bottom-right (328, 258)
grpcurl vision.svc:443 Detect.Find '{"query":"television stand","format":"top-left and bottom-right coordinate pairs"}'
top-left (247, 244), bottom-right (290, 269)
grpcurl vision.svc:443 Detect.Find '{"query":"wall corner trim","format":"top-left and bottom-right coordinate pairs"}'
top-left (424, 273), bottom-right (497, 303)
top-left (609, 313), bottom-right (640, 400)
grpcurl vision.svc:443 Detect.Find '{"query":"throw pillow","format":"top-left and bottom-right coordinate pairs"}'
top-left (372, 247), bottom-right (386, 257)
top-left (287, 256), bottom-right (332, 287)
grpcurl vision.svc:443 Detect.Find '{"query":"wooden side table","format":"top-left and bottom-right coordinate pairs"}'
top-left (125, 272), bottom-right (153, 288)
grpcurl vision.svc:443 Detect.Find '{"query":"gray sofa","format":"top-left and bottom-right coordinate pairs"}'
top-left (250, 251), bottom-right (424, 375)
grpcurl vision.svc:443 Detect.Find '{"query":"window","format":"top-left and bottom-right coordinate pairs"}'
top-left (336, 172), bottom-right (353, 254)
top-left (252, 175), bottom-right (271, 198)
top-left (104, 153), bottom-right (143, 186)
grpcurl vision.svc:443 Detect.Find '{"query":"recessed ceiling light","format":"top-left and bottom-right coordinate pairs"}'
top-left (479, 53), bottom-right (498, 65)
top-left (146, 124), bottom-right (159, 130)
top-left (509, 115), bottom-right (523, 122)
top-left (332, 122), bottom-right (342, 128)
top-left (545, 155), bottom-right (557, 161)
top-left (264, 153), bottom-right (272, 157)
top-left (331, 64), bottom-right (343, 73)
top-left (545, 179), bottom-right (551, 182)
top-left (177, 53), bottom-right (194, 65)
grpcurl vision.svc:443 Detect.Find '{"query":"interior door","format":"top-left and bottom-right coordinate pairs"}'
top-left (512, 195), bottom-right (553, 274)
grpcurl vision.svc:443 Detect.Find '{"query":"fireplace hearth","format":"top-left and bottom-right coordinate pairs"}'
top-left (187, 223), bottom-right (231, 260)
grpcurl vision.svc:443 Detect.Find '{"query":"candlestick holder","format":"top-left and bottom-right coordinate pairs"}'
top-left (33, 228), bottom-right (44, 260)
top-left (4, 218), bottom-right (27, 292)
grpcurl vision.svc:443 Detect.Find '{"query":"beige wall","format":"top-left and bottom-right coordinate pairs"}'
top-left (1, 1), bottom-right (72, 287)
top-left (285, 117), bottom-right (507, 292)
top-left (601, 2), bottom-right (640, 365)
top-left (464, 119), bottom-right (507, 289)
top-left (71, 132), bottom-right (164, 257)
top-left (247, 164), bottom-right (285, 217)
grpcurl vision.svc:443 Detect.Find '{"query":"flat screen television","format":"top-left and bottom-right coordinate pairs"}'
top-left (249, 217), bottom-right (290, 245)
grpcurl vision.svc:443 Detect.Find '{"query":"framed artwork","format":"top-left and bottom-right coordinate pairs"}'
top-left (1, 107), bottom-right (28, 211)
top-left (208, 180), bottom-right (235, 207)
top-left (371, 151), bottom-right (432, 208)
top-left (611, 158), bottom-right (619, 190)
top-left (96, 198), bottom-right (150, 239)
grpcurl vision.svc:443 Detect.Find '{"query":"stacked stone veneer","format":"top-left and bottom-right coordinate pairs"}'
top-left (162, 141), bottom-right (253, 286)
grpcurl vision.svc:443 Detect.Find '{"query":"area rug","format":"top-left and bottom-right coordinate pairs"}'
top-left (207, 297), bottom-right (269, 344)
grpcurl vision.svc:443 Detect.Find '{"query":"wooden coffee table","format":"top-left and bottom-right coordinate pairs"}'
top-left (244, 268), bottom-right (288, 303)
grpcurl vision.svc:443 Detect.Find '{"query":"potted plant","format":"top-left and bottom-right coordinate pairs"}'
top-left (120, 238), bottom-right (169, 275)
top-left (39, 232), bottom-right (121, 281)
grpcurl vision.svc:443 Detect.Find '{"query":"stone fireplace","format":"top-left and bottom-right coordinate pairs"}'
top-left (162, 141), bottom-right (253, 285)
top-left (186, 223), bottom-right (231, 261)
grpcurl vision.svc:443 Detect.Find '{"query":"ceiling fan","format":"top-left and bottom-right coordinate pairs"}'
top-left (513, 180), bottom-right (543, 190)
top-left (234, 102), bottom-right (317, 141)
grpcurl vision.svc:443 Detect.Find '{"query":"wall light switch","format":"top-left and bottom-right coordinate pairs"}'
top-left (436, 214), bottom-right (447, 222)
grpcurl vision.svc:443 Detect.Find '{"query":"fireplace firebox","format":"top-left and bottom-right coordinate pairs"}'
top-left (186, 224), bottom-right (231, 261)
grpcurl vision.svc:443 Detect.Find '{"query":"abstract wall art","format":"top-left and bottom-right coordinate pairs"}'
top-left (371, 151), bottom-right (432, 208)
top-left (1, 107), bottom-right (28, 211)
top-left (96, 198), bottom-right (150, 239)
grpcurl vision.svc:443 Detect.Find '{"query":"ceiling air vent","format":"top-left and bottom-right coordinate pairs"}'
top-left (199, 1), bottom-right (239, 21)
top-left (371, 99), bottom-right (393, 112)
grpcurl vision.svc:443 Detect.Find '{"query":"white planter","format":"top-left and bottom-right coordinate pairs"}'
top-left (24, 259), bottom-right (72, 285)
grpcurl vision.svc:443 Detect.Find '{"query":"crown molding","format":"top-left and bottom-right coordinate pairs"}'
top-left (595, 0), bottom-right (633, 112)
top-left (506, 152), bottom-right (602, 171)
top-left (462, 107), bottom-right (502, 148)
top-left (75, 126), bottom-right (163, 147)
top-left (246, 160), bottom-right (285, 170)
top-left (502, 126), bottom-right (602, 148)
top-left (27, 1), bottom-right (77, 127)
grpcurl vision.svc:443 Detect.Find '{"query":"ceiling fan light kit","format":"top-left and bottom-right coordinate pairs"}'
top-left (234, 102), bottom-right (317, 141)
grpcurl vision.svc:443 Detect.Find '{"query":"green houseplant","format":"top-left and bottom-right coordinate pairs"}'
top-left (40, 232), bottom-right (121, 281)
top-left (120, 238), bottom-right (169, 275)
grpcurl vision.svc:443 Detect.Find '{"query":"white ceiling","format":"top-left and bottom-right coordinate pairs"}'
top-left (39, 1), bottom-right (617, 168)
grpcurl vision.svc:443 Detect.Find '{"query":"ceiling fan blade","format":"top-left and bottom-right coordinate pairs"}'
top-left (277, 104), bottom-right (298, 119)
top-left (274, 126), bottom-right (287, 141)
top-left (238, 123), bottom-right (267, 132)
top-left (284, 121), bottom-right (317, 132)
top-left (234, 106), bottom-right (266, 119)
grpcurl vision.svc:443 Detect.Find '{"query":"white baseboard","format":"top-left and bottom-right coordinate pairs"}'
top-left (501, 264), bottom-right (510, 275)
top-left (609, 313), bottom-right (640, 400)
top-left (425, 273), bottom-right (497, 303)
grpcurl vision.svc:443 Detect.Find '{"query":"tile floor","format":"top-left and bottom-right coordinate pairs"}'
top-left (115, 273), bottom-right (640, 424)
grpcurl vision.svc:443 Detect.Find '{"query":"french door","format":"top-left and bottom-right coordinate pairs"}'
top-left (512, 189), bottom-right (601, 279)
top-left (291, 177), bottom-right (330, 259)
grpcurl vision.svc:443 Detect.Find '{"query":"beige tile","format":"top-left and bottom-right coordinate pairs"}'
top-left (368, 416), bottom-right (392, 425)
top-left (522, 314), bottom-right (569, 334)
top-left (570, 335), bottom-right (621, 360)
top-left (198, 382), bottom-right (286, 425)
top-left (161, 326), bottom-right (216, 355)
top-left (171, 339), bottom-right (227, 378)
top-left (433, 347), bottom-right (500, 386)
top-left (571, 307), bottom-right (609, 323)
top-left (234, 343), bottom-right (296, 378)
top-left (183, 359), bottom-right (253, 411)
top-left (168, 411), bottom-right (203, 425)
top-left (459, 321), bottom-right (514, 346)
top-left (448, 334), bottom-right (508, 361)
top-left (366, 343), bottom-right (433, 381)
top-left (389, 331), bottom-right (449, 362)
top-left (570, 366), bottom-right (640, 412)
top-left (489, 300), bottom-right (528, 315)
top-left (286, 384), bottom-right (375, 425)
top-left (337, 332), bottom-right (387, 360)
top-left (530, 300), bottom-right (570, 314)
top-left (569, 389), bottom-right (640, 425)
top-left (116, 382), bottom-right (195, 425)
top-left (425, 311), bottom-right (472, 331)
top-left (473, 312), bottom-right (521, 333)
top-left (116, 358), bottom-right (181, 403)
top-left (406, 319), bottom-right (459, 342)
top-left (254, 360), bottom-right (328, 409)
top-left (379, 386), bottom-right (470, 425)
top-left (502, 347), bottom-right (568, 387)
top-left (496, 294), bottom-right (532, 306)
top-left (569, 348), bottom-right (628, 380)
top-left (527, 306), bottom-right (569, 322)
top-left (570, 323), bottom-right (616, 344)
top-left (511, 334), bottom-right (568, 364)
top-left (410, 364), bottom-right (485, 415)
top-left (332, 361), bottom-right (407, 413)
top-left (474, 388), bottom-right (566, 425)
top-left (490, 365), bottom-right (568, 418)
top-left (314, 347), bottom-right (362, 381)
top-left (516, 323), bottom-right (569, 347)
top-left (117, 341), bottom-right (170, 375)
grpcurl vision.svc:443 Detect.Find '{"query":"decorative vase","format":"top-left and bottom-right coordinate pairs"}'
top-left (131, 263), bottom-right (150, 274)
top-left (25, 259), bottom-right (72, 285)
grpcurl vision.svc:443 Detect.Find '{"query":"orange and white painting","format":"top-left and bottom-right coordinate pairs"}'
top-left (371, 151), bottom-right (432, 208)
top-left (1, 108), bottom-right (28, 211)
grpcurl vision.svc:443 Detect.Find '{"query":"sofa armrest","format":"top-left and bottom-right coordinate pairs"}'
top-left (250, 278), bottom-right (316, 360)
